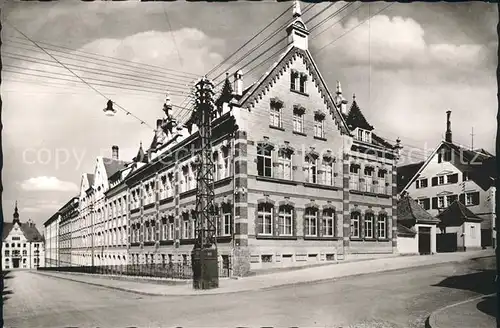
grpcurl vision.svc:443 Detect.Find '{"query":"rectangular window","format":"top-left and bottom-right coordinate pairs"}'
top-left (357, 129), bottom-right (363, 141)
top-left (270, 107), bottom-right (282, 128)
top-left (305, 157), bottom-right (317, 183)
top-left (322, 210), bottom-right (334, 237)
top-left (257, 145), bottom-right (273, 178)
top-left (438, 196), bottom-right (445, 208)
top-left (377, 215), bottom-right (386, 239)
top-left (304, 208), bottom-right (318, 236)
top-left (277, 150), bottom-right (292, 180)
top-left (290, 71), bottom-right (297, 90)
top-left (222, 212), bottom-right (231, 236)
top-left (4, 250), bottom-right (9, 256)
top-left (279, 207), bottom-right (293, 236)
top-left (420, 178), bottom-right (428, 188)
top-left (182, 220), bottom-right (189, 239)
top-left (168, 222), bottom-right (174, 240)
top-left (418, 198), bottom-right (431, 210)
top-left (293, 113), bottom-right (304, 133)
top-left (364, 214), bottom-right (374, 238)
top-left (314, 118), bottom-right (324, 138)
top-left (438, 176), bottom-right (445, 185)
top-left (351, 212), bottom-right (360, 238)
top-left (221, 147), bottom-right (231, 179)
top-left (466, 193), bottom-right (473, 206)
top-left (322, 161), bottom-right (334, 186)
top-left (447, 173), bottom-right (458, 184)
top-left (299, 76), bottom-right (307, 93)
top-left (257, 204), bottom-right (273, 235)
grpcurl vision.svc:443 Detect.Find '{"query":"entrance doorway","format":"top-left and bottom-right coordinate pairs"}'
top-left (418, 227), bottom-right (431, 255)
top-left (12, 258), bottom-right (20, 268)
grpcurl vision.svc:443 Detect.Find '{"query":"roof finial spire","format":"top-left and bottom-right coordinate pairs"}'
top-left (353, 93), bottom-right (356, 101)
top-left (336, 81), bottom-right (342, 95)
top-left (293, 0), bottom-right (302, 18)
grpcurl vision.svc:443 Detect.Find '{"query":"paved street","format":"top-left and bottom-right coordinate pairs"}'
top-left (3, 256), bottom-right (495, 328)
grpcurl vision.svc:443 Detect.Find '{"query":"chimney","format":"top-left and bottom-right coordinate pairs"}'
top-left (112, 145), bottom-right (119, 160)
top-left (233, 70), bottom-right (243, 96)
top-left (156, 119), bottom-right (163, 129)
top-left (445, 110), bottom-right (452, 143)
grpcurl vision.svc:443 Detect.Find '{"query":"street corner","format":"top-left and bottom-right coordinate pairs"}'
top-left (426, 293), bottom-right (496, 328)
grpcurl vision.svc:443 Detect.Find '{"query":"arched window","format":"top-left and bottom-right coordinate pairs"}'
top-left (377, 213), bottom-right (388, 239)
top-left (304, 207), bottom-right (318, 236)
top-left (350, 211), bottom-right (361, 238)
top-left (364, 212), bottom-right (375, 238)
top-left (278, 205), bottom-right (293, 236)
top-left (257, 203), bottom-right (273, 235)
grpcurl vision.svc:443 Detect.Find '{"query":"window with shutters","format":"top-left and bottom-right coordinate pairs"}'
top-left (278, 206), bottom-right (293, 236)
top-left (464, 192), bottom-right (480, 206)
top-left (304, 208), bottom-right (318, 236)
top-left (257, 203), bottom-right (273, 235)
top-left (364, 213), bottom-right (375, 238)
top-left (322, 209), bottom-right (335, 237)
top-left (350, 212), bottom-right (361, 238)
top-left (257, 143), bottom-right (273, 177)
top-left (377, 214), bottom-right (387, 239)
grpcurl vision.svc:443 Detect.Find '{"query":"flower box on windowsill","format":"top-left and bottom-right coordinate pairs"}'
top-left (313, 136), bottom-right (327, 141)
top-left (293, 131), bottom-right (307, 137)
top-left (256, 175), bottom-right (298, 186)
top-left (256, 235), bottom-right (298, 240)
top-left (303, 182), bottom-right (340, 191)
top-left (269, 125), bottom-right (285, 131)
top-left (144, 203), bottom-right (155, 210)
top-left (179, 238), bottom-right (196, 245)
top-left (303, 236), bottom-right (341, 241)
top-left (159, 197), bottom-right (174, 206)
top-left (291, 89), bottom-right (309, 97)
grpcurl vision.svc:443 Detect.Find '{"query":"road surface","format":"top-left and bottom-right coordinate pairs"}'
top-left (3, 256), bottom-right (495, 328)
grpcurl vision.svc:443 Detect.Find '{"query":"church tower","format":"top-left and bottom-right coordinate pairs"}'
top-left (13, 201), bottom-right (20, 225)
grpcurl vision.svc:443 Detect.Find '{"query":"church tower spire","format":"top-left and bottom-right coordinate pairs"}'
top-left (13, 201), bottom-right (20, 224)
top-left (286, 0), bottom-right (309, 50)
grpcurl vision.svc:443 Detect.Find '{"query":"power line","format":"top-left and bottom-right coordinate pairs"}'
top-left (162, 3), bottom-right (183, 68)
top-left (206, 3), bottom-right (294, 78)
top-left (6, 35), bottom-right (200, 79)
top-left (315, 3), bottom-right (394, 55)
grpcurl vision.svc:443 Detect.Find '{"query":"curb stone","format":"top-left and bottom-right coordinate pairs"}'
top-left (425, 293), bottom-right (495, 328)
top-left (32, 253), bottom-right (494, 297)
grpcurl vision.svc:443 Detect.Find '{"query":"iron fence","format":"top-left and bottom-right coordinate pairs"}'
top-left (38, 259), bottom-right (231, 279)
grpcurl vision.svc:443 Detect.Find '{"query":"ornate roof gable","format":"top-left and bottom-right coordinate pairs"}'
top-left (238, 46), bottom-right (349, 135)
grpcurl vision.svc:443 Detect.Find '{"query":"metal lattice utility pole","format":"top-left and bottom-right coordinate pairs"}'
top-left (191, 77), bottom-right (219, 290)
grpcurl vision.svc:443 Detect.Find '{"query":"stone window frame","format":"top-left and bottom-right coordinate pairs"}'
top-left (292, 104), bottom-right (306, 134)
top-left (256, 198), bottom-right (275, 236)
top-left (304, 149), bottom-right (320, 184)
top-left (256, 139), bottom-right (275, 178)
top-left (269, 97), bottom-right (284, 128)
top-left (322, 205), bottom-right (337, 237)
top-left (304, 203), bottom-right (320, 237)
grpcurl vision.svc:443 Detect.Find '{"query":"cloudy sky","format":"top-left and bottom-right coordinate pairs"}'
top-left (1, 1), bottom-right (497, 228)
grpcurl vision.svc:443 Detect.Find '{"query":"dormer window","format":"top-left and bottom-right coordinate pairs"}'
top-left (355, 128), bottom-right (371, 143)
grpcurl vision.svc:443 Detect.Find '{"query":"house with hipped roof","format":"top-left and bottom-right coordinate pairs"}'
top-left (396, 195), bottom-right (440, 255)
top-left (398, 111), bottom-right (496, 249)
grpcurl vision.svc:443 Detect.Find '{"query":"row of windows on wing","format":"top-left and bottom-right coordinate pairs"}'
top-left (129, 253), bottom-right (177, 265)
top-left (269, 97), bottom-right (327, 139)
top-left (4, 249), bottom-right (29, 257)
top-left (416, 191), bottom-right (481, 210)
top-left (415, 172), bottom-right (470, 189)
top-left (129, 147), bottom-right (232, 209)
top-left (350, 211), bottom-right (389, 239)
top-left (349, 163), bottom-right (391, 195)
top-left (256, 202), bottom-right (338, 237)
top-left (106, 196), bottom-right (128, 218)
top-left (257, 142), bottom-right (337, 185)
top-left (4, 242), bottom-right (40, 248)
top-left (129, 204), bottom-right (233, 243)
top-left (92, 227), bottom-right (127, 247)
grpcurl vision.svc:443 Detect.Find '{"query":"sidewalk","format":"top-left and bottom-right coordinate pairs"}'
top-left (34, 249), bottom-right (493, 296)
top-left (427, 293), bottom-right (496, 328)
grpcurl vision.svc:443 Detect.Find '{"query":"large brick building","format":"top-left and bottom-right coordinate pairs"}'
top-left (124, 2), bottom-right (401, 276)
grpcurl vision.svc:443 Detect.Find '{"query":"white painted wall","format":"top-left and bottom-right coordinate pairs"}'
top-left (397, 236), bottom-right (418, 255)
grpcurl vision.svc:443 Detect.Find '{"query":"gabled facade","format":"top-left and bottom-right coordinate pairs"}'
top-left (123, 1), bottom-right (401, 275)
top-left (398, 111), bottom-right (496, 248)
top-left (5, 202), bottom-right (45, 270)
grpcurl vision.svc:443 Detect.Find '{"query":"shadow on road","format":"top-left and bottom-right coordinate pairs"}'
top-left (2, 271), bottom-right (13, 280)
top-left (432, 269), bottom-right (495, 296)
top-left (476, 295), bottom-right (497, 318)
top-left (2, 270), bottom-right (13, 303)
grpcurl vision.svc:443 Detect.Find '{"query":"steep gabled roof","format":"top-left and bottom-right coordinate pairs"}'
top-left (237, 45), bottom-right (350, 135)
top-left (102, 158), bottom-right (129, 178)
top-left (437, 200), bottom-right (483, 227)
top-left (397, 161), bottom-right (425, 193)
top-left (215, 74), bottom-right (233, 110)
top-left (345, 97), bottom-right (374, 131)
top-left (133, 143), bottom-right (148, 164)
top-left (2, 223), bottom-right (13, 240)
top-left (3, 222), bottom-right (43, 242)
top-left (397, 195), bottom-right (440, 226)
top-left (399, 140), bottom-right (495, 194)
top-left (86, 173), bottom-right (94, 187)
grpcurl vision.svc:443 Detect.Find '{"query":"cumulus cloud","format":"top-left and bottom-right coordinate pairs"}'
top-left (20, 176), bottom-right (78, 192)
top-left (313, 14), bottom-right (492, 74)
